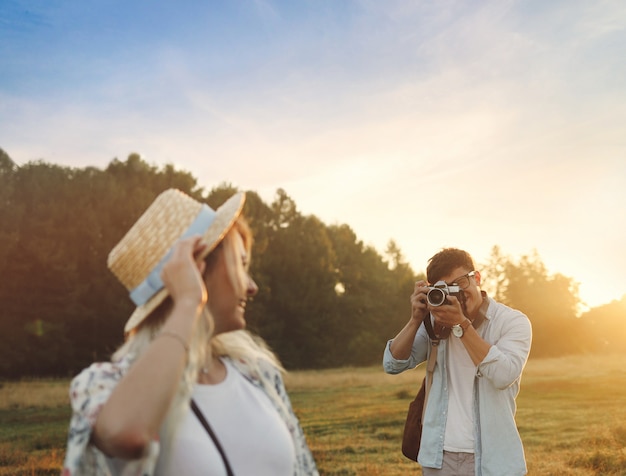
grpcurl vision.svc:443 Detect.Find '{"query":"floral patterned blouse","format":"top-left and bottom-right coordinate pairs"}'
top-left (62, 354), bottom-right (319, 476)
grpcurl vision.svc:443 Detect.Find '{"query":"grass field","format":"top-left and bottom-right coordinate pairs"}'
top-left (1, 354), bottom-right (626, 475)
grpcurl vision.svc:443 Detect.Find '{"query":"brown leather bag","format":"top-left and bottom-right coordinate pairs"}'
top-left (401, 376), bottom-right (427, 460)
top-left (401, 315), bottom-right (440, 461)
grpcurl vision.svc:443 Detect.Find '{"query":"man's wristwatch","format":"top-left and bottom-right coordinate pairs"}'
top-left (451, 318), bottom-right (472, 338)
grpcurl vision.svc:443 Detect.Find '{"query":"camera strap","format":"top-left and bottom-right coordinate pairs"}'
top-left (425, 313), bottom-right (451, 340)
top-left (423, 314), bottom-right (438, 341)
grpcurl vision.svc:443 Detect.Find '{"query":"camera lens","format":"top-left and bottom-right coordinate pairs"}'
top-left (427, 288), bottom-right (446, 306)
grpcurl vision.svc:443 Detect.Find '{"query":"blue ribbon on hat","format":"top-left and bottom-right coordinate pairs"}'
top-left (129, 204), bottom-right (216, 306)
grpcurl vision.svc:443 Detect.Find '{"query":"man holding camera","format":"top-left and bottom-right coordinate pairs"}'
top-left (383, 248), bottom-right (532, 476)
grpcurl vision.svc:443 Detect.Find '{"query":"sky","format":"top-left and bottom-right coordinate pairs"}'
top-left (1, 0), bottom-right (625, 310)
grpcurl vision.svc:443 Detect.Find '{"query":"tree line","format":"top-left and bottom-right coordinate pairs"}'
top-left (0, 149), bottom-right (624, 378)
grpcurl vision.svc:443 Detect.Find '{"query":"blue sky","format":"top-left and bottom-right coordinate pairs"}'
top-left (1, 0), bottom-right (625, 309)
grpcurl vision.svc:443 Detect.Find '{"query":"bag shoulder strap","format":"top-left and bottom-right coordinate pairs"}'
top-left (422, 315), bottom-right (440, 421)
top-left (190, 399), bottom-right (235, 476)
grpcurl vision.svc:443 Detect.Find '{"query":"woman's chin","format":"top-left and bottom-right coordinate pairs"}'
top-left (214, 318), bottom-right (246, 335)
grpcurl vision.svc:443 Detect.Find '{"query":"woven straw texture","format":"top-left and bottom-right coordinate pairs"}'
top-left (108, 190), bottom-right (203, 290)
top-left (106, 189), bottom-right (245, 332)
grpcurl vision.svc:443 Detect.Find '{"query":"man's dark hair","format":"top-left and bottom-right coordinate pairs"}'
top-left (426, 248), bottom-right (475, 284)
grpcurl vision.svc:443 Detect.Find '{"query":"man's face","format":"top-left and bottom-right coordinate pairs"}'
top-left (438, 266), bottom-right (483, 318)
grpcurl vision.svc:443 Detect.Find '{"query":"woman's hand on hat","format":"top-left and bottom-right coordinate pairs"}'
top-left (161, 236), bottom-right (208, 313)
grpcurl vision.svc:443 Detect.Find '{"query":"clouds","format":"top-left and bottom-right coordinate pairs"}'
top-left (1, 0), bottom-right (625, 306)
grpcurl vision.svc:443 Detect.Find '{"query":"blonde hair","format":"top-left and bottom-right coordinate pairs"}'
top-left (111, 216), bottom-right (283, 443)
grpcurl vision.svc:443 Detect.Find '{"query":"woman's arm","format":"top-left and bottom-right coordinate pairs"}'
top-left (92, 236), bottom-right (208, 459)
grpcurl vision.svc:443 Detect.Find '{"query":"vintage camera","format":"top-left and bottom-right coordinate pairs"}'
top-left (426, 281), bottom-right (462, 307)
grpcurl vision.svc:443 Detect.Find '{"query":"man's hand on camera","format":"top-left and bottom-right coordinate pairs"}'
top-left (410, 281), bottom-right (429, 323)
top-left (429, 295), bottom-right (465, 328)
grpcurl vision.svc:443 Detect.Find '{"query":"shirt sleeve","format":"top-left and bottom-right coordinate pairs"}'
top-left (477, 310), bottom-right (532, 389)
top-left (62, 361), bottom-right (124, 475)
top-left (62, 358), bottom-right (159, 476)
top-left (382, 324), bottom-right (430, 374)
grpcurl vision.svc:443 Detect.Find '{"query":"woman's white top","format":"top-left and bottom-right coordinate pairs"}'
top-left (63, 345), bottom-right (318, 475)
top-left (155, 358), bottom-right (296, 476)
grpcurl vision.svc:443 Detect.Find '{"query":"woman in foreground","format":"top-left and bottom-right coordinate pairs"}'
top-left (63, 188), bottom-right (318, 476)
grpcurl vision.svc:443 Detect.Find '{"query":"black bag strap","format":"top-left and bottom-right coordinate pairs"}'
top-left (190, 399), bottom-right (235, 476)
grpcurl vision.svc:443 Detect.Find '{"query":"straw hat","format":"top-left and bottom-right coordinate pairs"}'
top-left (107, 188), bottom-right (246, 333)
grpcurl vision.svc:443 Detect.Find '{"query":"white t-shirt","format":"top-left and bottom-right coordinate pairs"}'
top-left (155, 358), bottom-right (296, 476)
top-left (443, 335), bottom-right (477, 453)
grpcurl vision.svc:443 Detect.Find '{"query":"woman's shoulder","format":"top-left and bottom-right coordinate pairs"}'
top-left (69, 355), bottom-right (134, 413)
top-left (71, 354), bottom-right (134, 385)
top-left (225, 354), bottom-right (283, 387)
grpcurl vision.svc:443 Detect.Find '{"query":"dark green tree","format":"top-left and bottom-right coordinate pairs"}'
top-left (0, 150), bottom-right (441, 375)
top-left (254, 190), bottom-right (339, 368)
top-left (0, 154), bottom-right (208, 377)
top-left (327, 227), bottom-right (418, 366)
top-left (0, 147), bottom-right (17, 174)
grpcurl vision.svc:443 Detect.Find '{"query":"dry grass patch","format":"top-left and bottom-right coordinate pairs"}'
top-left (2, 354), bottom-right (626, 475)
top-left (0, 379), bottom-right (69, 410)
top-left (284, 365), bottom-right (424, 390)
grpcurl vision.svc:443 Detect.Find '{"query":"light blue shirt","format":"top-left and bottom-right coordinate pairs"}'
top-left (383, 296), bottom-right (532, 476)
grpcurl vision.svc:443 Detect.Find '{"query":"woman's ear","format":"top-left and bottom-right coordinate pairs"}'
top-left (474, 270), bottom-right (481, 286)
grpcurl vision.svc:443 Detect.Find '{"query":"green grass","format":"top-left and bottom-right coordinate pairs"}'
top-left (0, 407), bottom-right (69, 475)
top-left (2, 354), bottom-right (626, 475)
